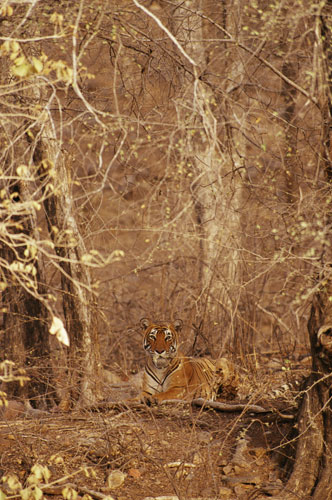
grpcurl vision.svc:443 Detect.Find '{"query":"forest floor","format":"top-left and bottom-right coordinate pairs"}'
top-left (0, 355), bottom-right (310, 500)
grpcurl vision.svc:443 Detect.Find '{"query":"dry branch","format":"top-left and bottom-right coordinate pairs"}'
top-left (83, 396), bottom-right (296, 418)
top-left (42, 483), bottom-right (113, 500)
top-left (191, 398), bottom-right (269, 414)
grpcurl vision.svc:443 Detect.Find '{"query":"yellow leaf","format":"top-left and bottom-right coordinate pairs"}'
top-left (0, 489), bottom-right (7, 500)
top-left (20, 487), bottom-right (31, 500)
top-left (16, 165), bottom-right (29, 177)
top-left (11, 41), bottom-right (20, 53)
top-left (81, 254), bottom-right (93, 263)
top-left (32, 201), bottom-right (41, 210)
top-left (0, 5), bottom-right (13, 16)
top-left (50, 12), bottom-right (63, 25)
top-left (33, 486), bottom-right (43, 500)
top-left (11, 62), bottom-right (32, 78)
top-left (62, 487), bottom-right (78, 500)
top-left (0, 41), bottom-right (10, 54)
top-left (32, 57), bottom-right (43, 73)
top-left (13, 55), bottom-right (26, 65)
top-left (4, 474), bottom-right (22, 492)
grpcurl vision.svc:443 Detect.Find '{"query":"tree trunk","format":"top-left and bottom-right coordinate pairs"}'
top-left (179, 0), bottom-right (242, 350)
top-left (276, 292), bottom-right (332, 500)
top-left (30, 121), bottom-right (102, 408)
top-left (1, 173), bottom-right (52, 408)
top-left (272, 3), bottom-right (332, 497)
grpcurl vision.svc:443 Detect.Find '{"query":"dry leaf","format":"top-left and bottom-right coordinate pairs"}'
top-left (128, 468), bottom-right (141, 479)
top-left (49, 316), bottom-right (70, 346)
top-left (106, 470), bottom-right (126, 489)
top-left (219, 486), bottom-right (233, 499)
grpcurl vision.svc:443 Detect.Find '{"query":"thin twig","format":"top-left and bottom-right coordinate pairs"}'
top-left (132, 0), bottom-right (197, 69)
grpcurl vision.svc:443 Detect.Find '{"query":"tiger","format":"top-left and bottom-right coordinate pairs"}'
top-left (139, 318), bottom-right (238, 404)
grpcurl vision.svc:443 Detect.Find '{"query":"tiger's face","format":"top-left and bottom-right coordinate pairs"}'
top-left (140, 319), bottom-right (183, 369)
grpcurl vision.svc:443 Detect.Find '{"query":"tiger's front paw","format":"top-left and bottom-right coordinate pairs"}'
top-left (140, 394), bottom-right (159, 406)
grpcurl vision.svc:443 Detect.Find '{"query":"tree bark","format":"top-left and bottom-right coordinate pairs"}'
top-left (177, 0), bottom-right (242, 350)
top-left (30, 121), bottom-right (102, 409)
top-left (277, 293), bottom-right (332, 500)
top-left (0, 173), bottom-right (52, 408)
top-left (272, 4), bottom-right (332, 497)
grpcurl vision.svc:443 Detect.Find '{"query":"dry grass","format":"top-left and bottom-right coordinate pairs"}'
top-left (0, 354), bottom-right (310, 500)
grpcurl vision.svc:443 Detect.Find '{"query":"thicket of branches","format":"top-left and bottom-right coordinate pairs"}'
top-left (1, 0), bottom-right (332, 478)
top-left (3, 0), bottom-right (332, 496)
top-left (1, 0), bottom-right (328, 349)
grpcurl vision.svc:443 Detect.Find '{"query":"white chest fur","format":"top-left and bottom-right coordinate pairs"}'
top-left (144, 359), bottom-right (182, 395)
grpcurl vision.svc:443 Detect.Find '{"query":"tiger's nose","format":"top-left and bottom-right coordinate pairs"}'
top-left (155, 349), bottom-right (165, 354)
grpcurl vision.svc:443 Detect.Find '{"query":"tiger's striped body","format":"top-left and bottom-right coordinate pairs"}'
top-left (140, 319), bottom-right (238, 403)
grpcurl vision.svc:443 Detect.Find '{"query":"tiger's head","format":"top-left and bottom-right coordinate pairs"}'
top-left (140, 318), bottom-right (183, 369)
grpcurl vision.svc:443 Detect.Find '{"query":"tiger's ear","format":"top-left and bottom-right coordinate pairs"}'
top-left (173, 319), bottom-right (183, 332)
top-left (140, 318), bottom-right (150, 330)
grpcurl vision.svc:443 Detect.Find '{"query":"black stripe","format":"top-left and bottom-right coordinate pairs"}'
top-left (161, 358), bottom-right (181, 385)
top-left (145, 366), bottom-right (161, 385)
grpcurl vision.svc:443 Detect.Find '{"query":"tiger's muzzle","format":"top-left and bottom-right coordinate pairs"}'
top-left (151, 351), bottom-right (173, 369)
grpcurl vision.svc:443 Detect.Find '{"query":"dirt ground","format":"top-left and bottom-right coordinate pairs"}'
top-left (0, 354), bottom-right (309, 500)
